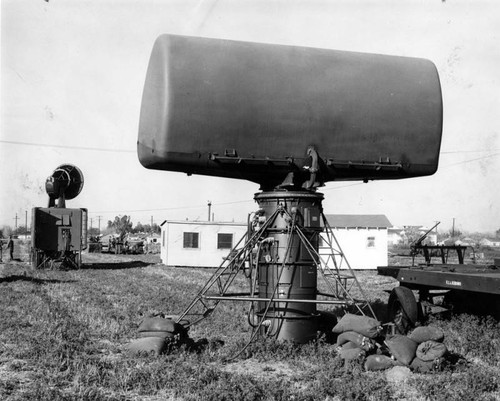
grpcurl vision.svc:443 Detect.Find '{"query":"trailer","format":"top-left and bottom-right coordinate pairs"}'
top-left (31, 164), bottom-right (87, 269)
top-left (378, 260), bottom-right (500, 333)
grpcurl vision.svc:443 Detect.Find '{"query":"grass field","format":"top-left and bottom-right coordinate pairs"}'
top-left (1, 246), bottom-right (499, 400)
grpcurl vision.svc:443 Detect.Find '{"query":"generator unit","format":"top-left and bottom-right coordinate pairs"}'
top-left (31, 164), bottom-right (87, 269)
top-left (137, 34), bottom-right (443, 343)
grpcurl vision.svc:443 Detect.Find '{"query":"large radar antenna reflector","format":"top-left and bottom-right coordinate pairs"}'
top-left (136, 34), bottom-right (444, 345)
top-left (138, 34), bottom-right (443, 190)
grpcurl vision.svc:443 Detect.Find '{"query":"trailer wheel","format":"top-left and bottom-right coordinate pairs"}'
top-left (388, 287), bottom-right (418, 334)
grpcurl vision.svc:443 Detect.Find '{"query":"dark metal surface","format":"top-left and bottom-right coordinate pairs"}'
top-left (31, 165), bottom-right (87, 269)
top-left (378, 265), bottom-right (500, 295)
top-left (254, 191), bottom-right (323, 342)
top-left (138, 34), bottom-right (443, 189)
top-left (45, 164), bottom-right (84, 206)
top-left (31, 207), bottom-right (87, 269)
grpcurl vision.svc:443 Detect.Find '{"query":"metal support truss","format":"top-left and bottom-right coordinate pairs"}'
top-left (175, 207), bottom-right (376, 332)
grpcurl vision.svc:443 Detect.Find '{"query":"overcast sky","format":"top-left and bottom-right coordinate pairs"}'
top-left (1, 0), bottom-right (499, 234)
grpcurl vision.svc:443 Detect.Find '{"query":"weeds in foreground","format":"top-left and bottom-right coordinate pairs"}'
top-left (1, 262), bottom-right (499, 400)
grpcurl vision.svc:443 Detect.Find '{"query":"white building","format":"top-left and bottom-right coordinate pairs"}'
top-left (321, 214), bottom-right (392, 270)
top-left (480, 238), bottom-right (500, 248)
top-left (160, 220), bottom-right (247, 267)
top-left (160, 215), bottom-right (391, 270)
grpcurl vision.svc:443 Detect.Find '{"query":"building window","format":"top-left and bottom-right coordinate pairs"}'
top-left (367, 236), bottom-right (376, 248)
top-left (183, 232), bottom-right (199, 248)
top-left (217, 233), bottom-right (233, 249)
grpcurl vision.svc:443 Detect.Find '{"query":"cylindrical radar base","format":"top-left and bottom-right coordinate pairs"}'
top-left (254, 190), bottom-right (323, 343)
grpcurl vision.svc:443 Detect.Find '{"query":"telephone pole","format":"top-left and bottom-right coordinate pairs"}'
top-left (97, 216), bottom-right (102, 235)
top-left (13, 213), bottom-right (19, 232)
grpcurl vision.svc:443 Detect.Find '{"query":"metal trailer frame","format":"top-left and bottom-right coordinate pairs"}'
top-left (378, 263), bottom-right (500, 332)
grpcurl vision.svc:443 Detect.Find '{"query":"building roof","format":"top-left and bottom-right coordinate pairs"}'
top-left (324, 214), bottom-right (392, 229)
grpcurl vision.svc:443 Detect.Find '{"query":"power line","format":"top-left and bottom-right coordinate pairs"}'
top-left (0, 139), bottom-right (134, 153)
top-left (441, 149), bottom-right (500, 154)
top-left (440, 152), bottom-right (500, 169)
top-left (2, 139), bottom-right (498, 156)
top-left (89, 199), bottom-right (254, 215)
top-left (322, 182), bottom-right (365, 191)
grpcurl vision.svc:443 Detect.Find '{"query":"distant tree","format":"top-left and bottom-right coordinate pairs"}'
top-left (15, 225), bottom-right (29, 236)
top-left (133, 222), bottom-right (145, 233)
top-left (110, 215), bottom-right (133, 241)
top-left (1, 225), bottom-right (13, 237)
top-left (496, 228), bottom-right (500, 238)
top-left (402, 226), bottom-right (421, 245)
top-left (448, 228), bottom-right (462, 238)
top-left (152, 223), bottom-right (160, 234)
top-left (88, 227), bottom-right (100, 237)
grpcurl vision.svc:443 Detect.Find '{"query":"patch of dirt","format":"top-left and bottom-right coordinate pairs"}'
top-left (220, 359), bottom-right (296, 380)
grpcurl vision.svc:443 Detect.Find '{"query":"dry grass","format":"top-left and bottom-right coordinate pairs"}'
top-left (1, 248), bottom-right (499, 400)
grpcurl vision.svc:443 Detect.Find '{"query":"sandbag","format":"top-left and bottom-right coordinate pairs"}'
top-left (385, 335), bottom-right (418, 365)
top-left (138, 317), bottom-right (180, 333)
top-left (336, 331), bottom-right (375, 351)
top-left (332, 313), bottom-right (382, 338)
top-left (124, 337), bottom-right (166, 356)
top-left (410, 356), bottom-right (444, 373)
top-left (364, 354), bottom-right (395, 371)
top-left (338, 347), bottom-right (365, 360)
top-left (408, 326), bottom-right (444, 344)
top-left (340, 341), bottom-right (359, 351)
top-left (164, 315), bottom-right (191, 328)
top-left (416, 340), bottom-right (447, 361)
top-left (137, 331), bottom-right (176, 339)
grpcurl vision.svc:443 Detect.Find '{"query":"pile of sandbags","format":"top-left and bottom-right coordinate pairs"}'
top-left (332, 313), bottom-right (448, 373)
top-left (332, 313), bottom-right (383, 363)
top-left (407, 326), bottom-right (447, 373)
top-left (124, 316), bottom-right (190, 356)
top-left (384, 326), bottom-right (448, 373)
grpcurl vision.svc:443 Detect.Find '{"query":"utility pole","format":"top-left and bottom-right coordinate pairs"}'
top-left (25, 210), bottom-right (28, 238)
top-left (90, 218), bottom-right (93, 232)
top-left (207, 201), bottom-right (212, 222)
top-left (150, 216), bottom-right (153, 232)
top-left (14, 213), bottom-right (19, 232)
top-left (97, 216), bottom-right (102, 235)
top-left (452, 218), bottom-right (455, 238)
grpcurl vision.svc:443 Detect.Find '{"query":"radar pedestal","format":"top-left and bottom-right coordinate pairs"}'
top-left (253, 191), bottom-right (322, 342)
top-left (176, 188), bottom-right (375, 344)
top-left (137, 34), bottom-right (443, 345)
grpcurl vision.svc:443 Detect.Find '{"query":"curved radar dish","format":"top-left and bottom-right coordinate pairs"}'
top-left (138, 34), bottom-right (443, 190)
top-left (45, 164), bottom-right (84, 207)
